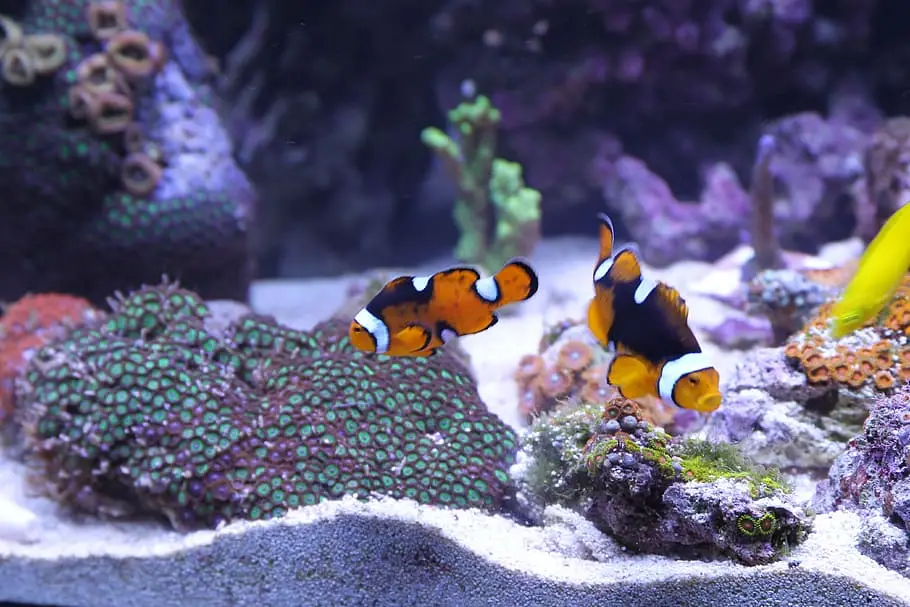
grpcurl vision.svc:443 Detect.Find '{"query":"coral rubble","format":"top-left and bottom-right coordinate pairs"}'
top-left (0, 1), bottom-right (253, 305)
top-left (517, 397), bottom-right (810, 565)
top-left (15, 282), bottom-right (517, 531)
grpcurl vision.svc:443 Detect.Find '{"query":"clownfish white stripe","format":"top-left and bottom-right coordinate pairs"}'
top-left (440, 328), bottom-right (457, 343)
top-left (412, 276), bottom-right (431, 291)
top-left (354, 308), bottom-right (390, 354)
top-left (593, 258), bottom-right (613, 282)
top-left (658, 351), bottom-right (714, 404)
top-left (634, 279), bottom-right (658, 304)
top-left (475, 276), bottom-right (500, 302)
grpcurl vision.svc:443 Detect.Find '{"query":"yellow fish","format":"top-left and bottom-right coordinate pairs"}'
top-left (830, 203), bottom-right (910, 339)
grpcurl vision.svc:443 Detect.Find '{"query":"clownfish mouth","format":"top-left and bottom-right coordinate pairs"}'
top-left (693, 392), bottom-right (722, 413)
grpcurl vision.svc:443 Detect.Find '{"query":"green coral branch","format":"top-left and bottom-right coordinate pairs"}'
top-left (421, 95), bottom-right (542, 272)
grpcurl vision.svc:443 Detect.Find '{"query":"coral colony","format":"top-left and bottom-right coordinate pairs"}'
top-left (10, 0), bottom-right (910, 589)
top-left (0, 0), bottom-right (252, 305)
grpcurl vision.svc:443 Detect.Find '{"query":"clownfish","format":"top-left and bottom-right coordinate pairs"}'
top-left (586, 213), bottom-right (722, 413)
top-left (349, 259), bottom-right (539, 357)
top-left (830, 203), bottom-right (910, 339)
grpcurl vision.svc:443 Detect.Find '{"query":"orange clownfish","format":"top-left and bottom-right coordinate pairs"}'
top-left (587, 213), bottom-right (722, 413)
top-left (349, 258), bottom-right (539, 357)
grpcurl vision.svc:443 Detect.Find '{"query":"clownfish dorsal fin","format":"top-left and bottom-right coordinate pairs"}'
top-left (606, 247), bottom-right (642, 284)
top-left (655, 282), bottom-right (689, 320)
top-left (653, 282), bottom-right (701, 351)
top-left (596, 212), bottom-right (616, 263)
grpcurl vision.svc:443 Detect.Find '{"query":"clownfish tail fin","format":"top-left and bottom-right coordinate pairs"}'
top-left (486, 258), bottom-right (539, 307)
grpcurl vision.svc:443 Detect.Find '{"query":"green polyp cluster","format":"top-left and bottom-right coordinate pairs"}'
top-left (19, 281), bottom-right (518, 531)
top-left (736, 512), bottom-right (778, 537)
top-left (421, 94), bottom-right (542, 273)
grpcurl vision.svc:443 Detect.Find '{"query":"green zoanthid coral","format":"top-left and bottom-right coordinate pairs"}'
top-left (518, 397), bottom-right (811, 565)
top-left (15, 281), bottom-right (517, 531)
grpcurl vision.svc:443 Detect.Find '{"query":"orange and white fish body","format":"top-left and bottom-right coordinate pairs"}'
top-left (349, 259), bottom-right (539, 357)
top-left (586, 213), bottom-right (722, 413)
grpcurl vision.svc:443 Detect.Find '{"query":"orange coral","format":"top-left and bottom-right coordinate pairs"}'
top-left (873, 370), bottom-right (897, 391)
top-left (538, 367), bottom-right (572, 398)
top-left (514, 354), bottom-right (544, 383)
top-left (557, 340), bottom-right (593, 372)
top-left (784, 272), bottom-right (910, 393)
top-left (0, 294), bottom-right (100, 424)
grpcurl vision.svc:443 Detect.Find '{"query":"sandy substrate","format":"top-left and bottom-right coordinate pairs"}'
top-left (2, 236), bottom-right (906, 607)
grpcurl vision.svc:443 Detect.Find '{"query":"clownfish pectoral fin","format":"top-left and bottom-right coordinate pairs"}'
top-left (388, 324), bottom-right (434, 356)
top-left (482, 258), bottom-right (539, 307)
top-left (606, 354), bottom-right (656, 400)
top-left (586, 295), bottom-right (614, 347)
top-left (605, 248), bottom-right (643, 284)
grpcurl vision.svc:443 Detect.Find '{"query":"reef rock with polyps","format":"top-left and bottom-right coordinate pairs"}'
top-left (704, 347), bottom-right (869, 471)
top-left (516, 397), bottom-right (811, 565)
top-left (813, 387), bottom-right (910, 577)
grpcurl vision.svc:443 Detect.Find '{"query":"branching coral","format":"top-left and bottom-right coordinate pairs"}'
top-left (422, 94), bottom-right (542, 273)
top-left (745, 134), bottom-right (783, 279)
top-left (517, 396), bottom-right (810, 565)
top-left (15, 281), bottom-right (517, 530)
top-left (784, 274), bottom-right (910, 393)
top-left (0, 294), bottom-right (99, 426)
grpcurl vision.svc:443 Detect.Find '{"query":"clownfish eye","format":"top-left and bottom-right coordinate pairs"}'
top-left (688, 376), bottom-right (698, 385)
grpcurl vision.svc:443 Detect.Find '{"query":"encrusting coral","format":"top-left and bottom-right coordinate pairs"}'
top-left (13, 281), bottom-right (517, 531)
top-left (0, 294), bottom-right (100, 426)
top-left (0, 0), bottom-right (253, 305)
top-left (784, 274), bottom-right (910, 393)
top-left (422, 93), bottom-right (542, 273)
top-left (517, 397), bottom-right (811, 565)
